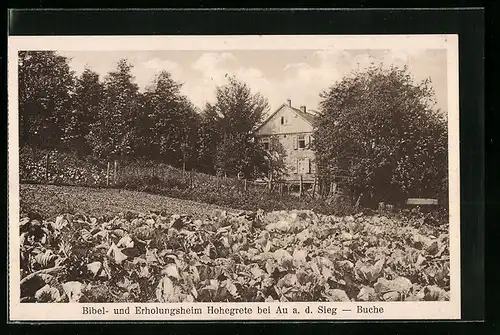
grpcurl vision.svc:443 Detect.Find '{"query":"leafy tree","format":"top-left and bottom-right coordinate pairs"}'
top-left (313, 65), bottom-right (448, 206)
top-left (18, 51), bottom-right (75, 149)
top-left (65, 68), bottom-right (104, 154)
top-left (87, 59), bottom-right (141, 158)
top-left (213, 132), bottom-right (268, 179)
top-left (139, 71), bottom-right (200, 168)
top-left (265, 135), bottom-right (288, 181)
top-left (203, 76), bottom-right (270, 178)
top-left (196, 107), bottom-right (221, 174)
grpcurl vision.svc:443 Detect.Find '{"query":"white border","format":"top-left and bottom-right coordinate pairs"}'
top-left (8, 34), bottom-right (460, 321)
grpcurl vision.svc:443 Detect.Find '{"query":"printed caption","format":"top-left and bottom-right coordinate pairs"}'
top-left (82, 305), bottom-right (385, 317)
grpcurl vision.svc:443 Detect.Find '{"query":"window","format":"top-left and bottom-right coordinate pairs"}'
top-left (298, 135), bottom-right (306, 149)
top-left (280, 116), bottom-right (285, 125)
top-left (297, 158), bottom-right (311, 174)
top-left (261, 137), bottom-right (270, 150)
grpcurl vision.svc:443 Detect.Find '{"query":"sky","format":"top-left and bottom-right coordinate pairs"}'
top-left (58, 49), bottom-right (448, 115)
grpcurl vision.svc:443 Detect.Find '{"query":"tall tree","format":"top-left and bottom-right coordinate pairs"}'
top-left (87, 59), bottom-right (141, 158)
top-left (65, 67), bottom-right (104, 154)
top-left (139, 71), bottom-right (200, 167)
top-left (196, 105), bottom-right (223, 174)
top-left (18, 51), bottom-right (75, 149)
top-left (313, 65), bottom-right (448, 206)
top-left (204, 76), bottom-right (270, 178)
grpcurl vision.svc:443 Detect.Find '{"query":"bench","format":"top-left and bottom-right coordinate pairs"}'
top-left (406, 198), bottom-right (439, 206)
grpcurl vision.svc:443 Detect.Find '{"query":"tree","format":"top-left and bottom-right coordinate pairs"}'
top-left (196, 107), bottom-right (222, 174)
top-left (203, 76), bottom-right (270, 178)
top-left (265, 135), bottom-right (288, 181)
top-left (66, 68), bottom-right (104, 154)
top-left (18, 51), bottom-right (75, 149)
top-left (139, 71), bottom-right (200, 167)
top-left (213, 132), bottom-right (268, 178)
top-left (313, 65), bottom-right (448, 206)
top-left (87, 59), bottom-right (141, 158)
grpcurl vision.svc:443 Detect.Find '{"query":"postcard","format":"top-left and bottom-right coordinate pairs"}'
top-left (8, 34), bottom-right (460, 321)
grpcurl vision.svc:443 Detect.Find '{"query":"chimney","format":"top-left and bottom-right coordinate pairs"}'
top-left (300, 105), bottom-right (306, 113)
top-left (287, 99), bottom-right (292, 106)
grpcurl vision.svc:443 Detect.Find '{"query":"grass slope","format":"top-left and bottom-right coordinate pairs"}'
top-left (20, 184), bottom-right (240, 219)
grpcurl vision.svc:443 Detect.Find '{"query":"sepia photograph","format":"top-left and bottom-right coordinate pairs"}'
top-left (8, 35), bottom-right (460, 320)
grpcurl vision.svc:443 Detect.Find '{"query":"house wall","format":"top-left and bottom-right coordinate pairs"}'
top-left (256, 105), bottom-right (313, 136)
top-left (257, 105), bottom-right (316, 182)
top-left (272, 133), bottom-right (316, 182)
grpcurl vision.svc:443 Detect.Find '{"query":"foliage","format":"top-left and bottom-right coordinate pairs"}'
top-left (71, 68), bottom-right (104, 154)
top-left (266, 135), bottom-right (289, 181)
top-left (18, 53), bottom-right (274, 177)
top-left (19, 208), bottom-right (450, 303)
top-left (137, 71), bottom-right (200, 168)
top-left (86, 59), bottom-right (141, 158)
top-left (20, 147), bottom-right (358, 217)
top-left (18, 51), bottom-right (75, 149)
top-left (203, 76), bottom-right (270, 179)
top-left (20, 147), bottom-right (109, 187)
top-left (313, 65), bottom-right (448, 206)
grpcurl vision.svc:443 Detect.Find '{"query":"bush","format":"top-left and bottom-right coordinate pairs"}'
top-left (20, 147), bottom-right (108, 186)
top-left (313, 65), bottom-right (448, 206)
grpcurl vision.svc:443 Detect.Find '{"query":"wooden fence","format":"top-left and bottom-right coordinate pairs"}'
top-left (20, 148), bottom-right (351, 200)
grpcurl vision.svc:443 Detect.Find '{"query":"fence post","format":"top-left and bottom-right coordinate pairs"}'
top-left (114, 160), bottom-right (118, 185)
top-left (299, 175), bottom-right (303, 197)
top-left (355, 193), bottom-right (362, 207)
top-left (106, 161), bottom-right (110, 187)
top-left (312, 177), bottom-right (317, 198)
top-left (44, 153), bottom-right (49, 184)
top-left (244, 179), bottom-right (247, 192)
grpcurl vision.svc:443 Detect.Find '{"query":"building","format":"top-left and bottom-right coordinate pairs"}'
top-left (255, 99), bottom-right (318, 184)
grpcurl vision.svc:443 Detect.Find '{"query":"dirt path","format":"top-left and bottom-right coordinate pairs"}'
top-left (20, 184), bottom-right (241, 219)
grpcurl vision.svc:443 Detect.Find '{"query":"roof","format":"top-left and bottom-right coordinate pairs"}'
top-left (256, 103), bottom-right (317, 131)
top-left (290, 106), bottom-right (316, 124)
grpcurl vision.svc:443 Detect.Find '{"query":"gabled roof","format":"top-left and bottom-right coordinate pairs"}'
top-left (291, 106), bottom-right (316, 124)
top-left (256, 103), bottom-right (317, 131)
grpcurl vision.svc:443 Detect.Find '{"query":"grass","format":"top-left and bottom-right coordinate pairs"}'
top-left (19, 183), bottom-right (241, 220)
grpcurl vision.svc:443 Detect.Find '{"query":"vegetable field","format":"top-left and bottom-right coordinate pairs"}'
top-left (20, 207), bottom-right (450, 303)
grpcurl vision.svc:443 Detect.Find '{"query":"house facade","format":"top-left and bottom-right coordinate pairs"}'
top-left (255, 99), bottom-right (317, 183)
